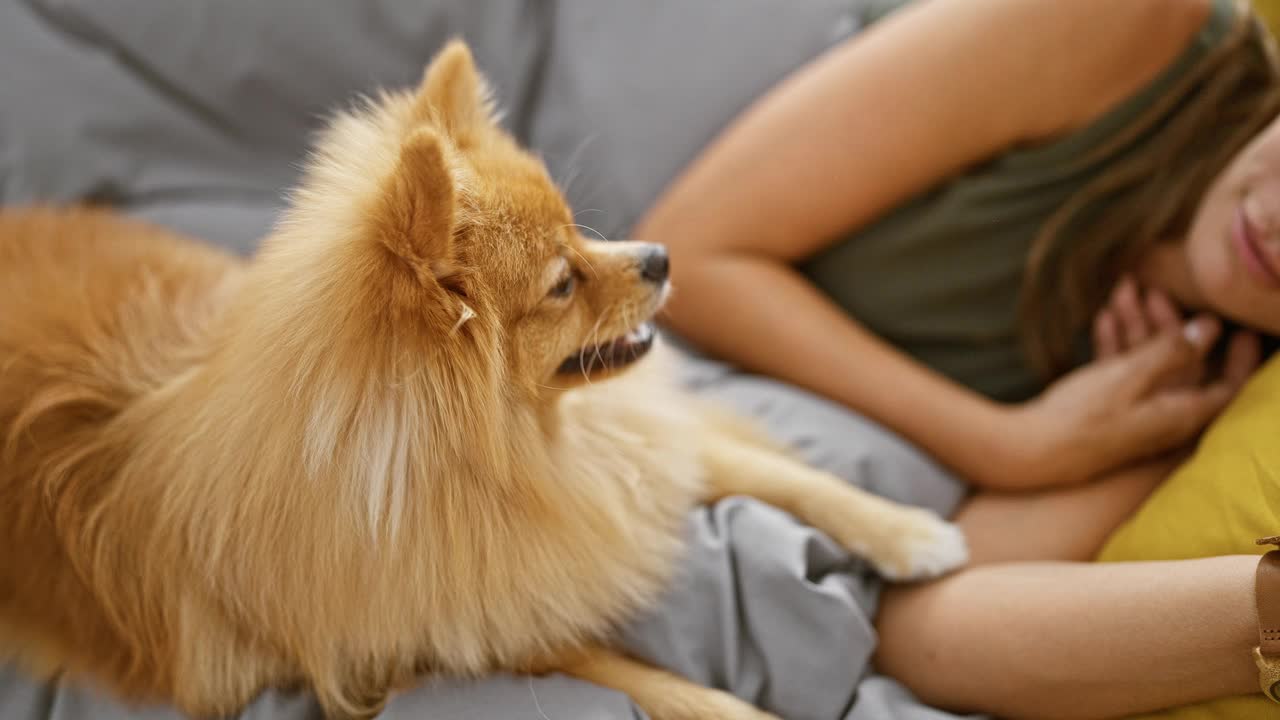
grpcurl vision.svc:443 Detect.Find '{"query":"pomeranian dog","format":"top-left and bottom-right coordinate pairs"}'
top-left (0, 41), bottom-right (966, 720)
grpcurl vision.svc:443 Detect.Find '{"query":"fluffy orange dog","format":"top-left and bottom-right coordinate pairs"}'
top-left (0, 42), bottom-right (965, 720)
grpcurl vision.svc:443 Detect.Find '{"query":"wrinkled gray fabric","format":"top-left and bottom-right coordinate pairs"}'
top-left (0, 1), bottom-right (979, 718)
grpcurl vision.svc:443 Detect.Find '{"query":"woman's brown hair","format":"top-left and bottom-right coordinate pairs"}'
top-left (1020, 6), bottom-right (1280, 378)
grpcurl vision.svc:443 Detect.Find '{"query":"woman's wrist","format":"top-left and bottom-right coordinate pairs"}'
top-left (988, 393), bottom-right (1122, 491)
top-left (974, 397), bottom-right (1134, 491)
top-left (991, 402), bottom-right (1038, 482)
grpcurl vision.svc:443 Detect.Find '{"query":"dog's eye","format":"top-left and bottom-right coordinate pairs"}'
top-left (549, 274), bottom-right (576, 299)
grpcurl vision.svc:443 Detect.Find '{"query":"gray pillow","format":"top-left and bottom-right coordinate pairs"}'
top-left (1, 0), bottom-right (864, 251)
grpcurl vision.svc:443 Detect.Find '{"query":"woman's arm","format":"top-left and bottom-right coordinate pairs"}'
top-left (875, 556), bottom-right (1257, 719)
top-left (639, 0), bottom-right (1214, 489)
top-left (954, 454), bottom-right (1182, 564)
top-left (875, 459), bottom-right (1257, 718)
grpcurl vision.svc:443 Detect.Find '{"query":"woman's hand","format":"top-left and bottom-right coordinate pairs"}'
top-left (1093, 276), bottom-right (1261, 386)
top-left (1000, 278), bottom-right (1261, 488)
top-left (1093, 276), bottom-right (1184, 357)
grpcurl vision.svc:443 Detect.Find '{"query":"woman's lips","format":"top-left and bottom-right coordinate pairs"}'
top-left (1232, 203), bottom-right (1280, 289)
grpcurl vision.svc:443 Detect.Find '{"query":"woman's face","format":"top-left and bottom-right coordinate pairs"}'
top-left (1185, 115), bottom-right (1280, 334)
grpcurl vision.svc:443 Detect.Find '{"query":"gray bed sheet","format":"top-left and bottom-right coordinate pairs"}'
top-left (0, 1), bottom-right (979, 717)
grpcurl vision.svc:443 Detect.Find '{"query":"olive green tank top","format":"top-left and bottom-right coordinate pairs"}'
top-left (800, 0), bottom-right (1246, 401)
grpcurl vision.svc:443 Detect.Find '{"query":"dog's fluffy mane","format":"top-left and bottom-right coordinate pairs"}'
top-left (1, 42), bottom-right (702, 717)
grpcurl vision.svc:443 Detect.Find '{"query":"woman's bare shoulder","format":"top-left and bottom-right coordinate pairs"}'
top-left (1000, 0), bottom-right (1215, 138)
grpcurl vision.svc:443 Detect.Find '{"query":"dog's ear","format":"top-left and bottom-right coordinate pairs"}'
top-left (376, 128), bottom-right (460, 283)
top-left (414, 39), bottom-right (495, 136)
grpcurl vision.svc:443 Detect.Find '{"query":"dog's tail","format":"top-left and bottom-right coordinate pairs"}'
top-left (0, 206), bottom-right (238, 476)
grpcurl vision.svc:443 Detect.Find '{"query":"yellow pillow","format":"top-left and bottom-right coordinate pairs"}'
top-left (1255, 0), bottom-right (1280, 39)
top-left (1098, 354), bottom-right (1280, 719)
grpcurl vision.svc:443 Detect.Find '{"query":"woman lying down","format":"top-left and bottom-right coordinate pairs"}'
top-left (638, 0), bottom-right (1280, 716)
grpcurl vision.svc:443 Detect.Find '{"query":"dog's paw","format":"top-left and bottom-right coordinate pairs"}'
top-left (851, 507), bottom-right (969, 582)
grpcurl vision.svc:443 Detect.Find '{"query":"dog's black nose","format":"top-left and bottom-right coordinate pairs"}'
top-left (640, 246), bottom-right (669, 285)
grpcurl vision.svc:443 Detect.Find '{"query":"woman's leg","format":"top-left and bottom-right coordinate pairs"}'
top-left (875, 459), bottom-right (1259, 719)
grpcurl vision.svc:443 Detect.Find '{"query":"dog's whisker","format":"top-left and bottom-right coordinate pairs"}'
top-left (528, 676), bottom-right (554, 720)
top-left (557, 165), bottom-right (585, 201)
top-left (580, 312), bottom-right (608, 385)
top-left (566, 246), bottom-right (599, 279)
top-left (551, 136), bottom-right (595, 199)
top-left (622, 305), bottom-right (640, 361)
top-left (566, 223), bottom-right (609, 243)
top-left (589, 315), bottom-right (609, 382)
top-left (564, 136), bottom-right (605, 201)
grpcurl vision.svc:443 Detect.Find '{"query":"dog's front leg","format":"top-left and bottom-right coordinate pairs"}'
top-left (543, 645), bottom-right (779, 720)
top-left (700, 434), bottom-right (967, 580)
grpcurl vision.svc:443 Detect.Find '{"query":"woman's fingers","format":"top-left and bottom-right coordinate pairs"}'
top-left (1095, 278), bottom-right (1180, 357)
top-left (1144, 288), bottom-right (1198, 384)
top-left (1112, 325), bottom-right (1254, 461)
top-left (1112, 276), bottom-right (1150, 350)
top-left (1144, 288), bottom-right (1182, 335)
top-left (1120, 315), bottom-right (1219, 396)
top-left (1081, 277), bottom-right (1250, 471)
top-left (1093, 310), bottom-right (1120, 359)
top-left (1223, 330), bottom-right (1262, 389)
